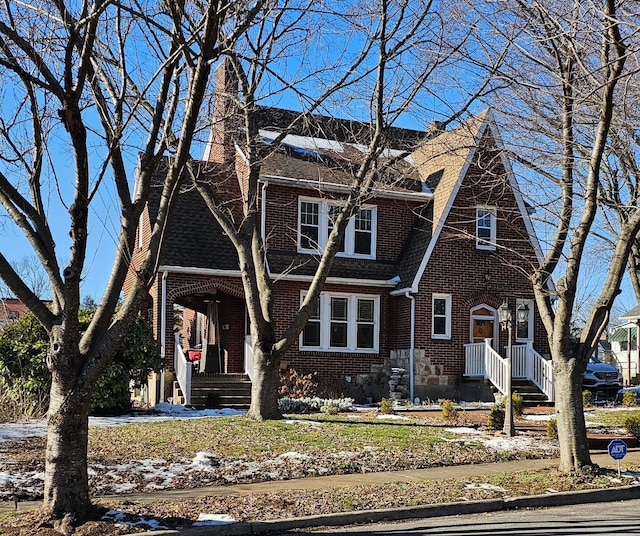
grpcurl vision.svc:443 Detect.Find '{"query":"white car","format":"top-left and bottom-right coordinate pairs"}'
top-left (582, 357), bottom-right (622, 397)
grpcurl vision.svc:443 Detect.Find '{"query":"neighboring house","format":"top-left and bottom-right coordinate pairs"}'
top-left (0, 298), bottom-right (30, 328)
top-left (609, 305), bottom-right (640, 385)
top-left (126, 65), bottom-right (553, 406)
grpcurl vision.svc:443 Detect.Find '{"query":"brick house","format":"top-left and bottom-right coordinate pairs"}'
top-left (0, 298), bottom-right (30, 328)
top-left (127, 93), bottom-right (553, 406)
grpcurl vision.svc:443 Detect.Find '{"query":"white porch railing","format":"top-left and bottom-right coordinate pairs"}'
top-left (244, 335), bottom-right (254, 383)
top-left (174, 334), bottom-right (193, 405)
top-left (464, 338), bottom-right (554, 402)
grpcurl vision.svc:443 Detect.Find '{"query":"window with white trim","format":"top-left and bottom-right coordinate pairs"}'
top-left (301, 292), bottom-right (379, 352)
top-left (298, 198), bottom-right (376, 258)
top-left (432, 294), bottom-right (452, 339)
top-left (515, 299), bottom-right (534, 341)
top-left (476, 207), bottom-right (497, 250)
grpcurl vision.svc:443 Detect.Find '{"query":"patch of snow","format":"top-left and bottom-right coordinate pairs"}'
top-left (193, 513), bottom-right (237, 526)
top-left (524, 414), bottom-right (553, 422)
top-left (102, 509), bottom-right (171, 530)
top-left (0, 420), bottom-right (47, 442)
top-left (465, 482), bottom-right (506, 492)
top-left (377, 414), bottom-right (409, 420)
top-left (284, 419), bottom-right (323, 426)
top-left (446, 427), bottom-right (482, 434)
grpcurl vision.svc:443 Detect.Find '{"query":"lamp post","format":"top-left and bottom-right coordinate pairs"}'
top-left (498, 300), bottom-right (530, 437)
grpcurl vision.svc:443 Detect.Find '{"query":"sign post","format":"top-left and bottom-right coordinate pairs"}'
top-left (608, 439), bottom-right (627, 477)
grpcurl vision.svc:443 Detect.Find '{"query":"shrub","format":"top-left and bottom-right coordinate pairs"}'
top-left (622, 391), bottom-right (638, 408)
top-left (88, 315), bottom-right (162, 415)
top-left (278, 396), bottom-right (354, 414)
top-left (582, 389), bottom-right (594, 408)
top-left (0, 309), bottom-right (162, 417)
top-left (0, 312), bottom-right (49, 417)
top-left (623, 416), bottom-right (640, 438)
top-left (487, 405), bottom-right (505, 431)
top-left (379, 398), bottom-right (394, 415)
top-left (441, 399), bottom-right (458, 422)
top-left (502, 393), bottom-right (524, 418)
top-left (546, 418), bottom-right (558, 440)
top-left (279, 368), bottom-right (318, 399)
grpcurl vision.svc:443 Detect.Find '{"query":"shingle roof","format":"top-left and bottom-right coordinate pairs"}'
top-left (621, 305), bottom-right (640, 321)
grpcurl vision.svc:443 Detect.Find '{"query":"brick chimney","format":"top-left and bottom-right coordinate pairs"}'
top-left (204, 58), bottom-right (240, 163)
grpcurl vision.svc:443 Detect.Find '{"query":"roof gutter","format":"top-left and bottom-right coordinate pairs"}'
top-left (258, 175), bottom-right (433, 201)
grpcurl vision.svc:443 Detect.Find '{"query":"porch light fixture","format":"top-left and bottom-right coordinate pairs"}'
top-left (498, 300), bottom-right (515, 437)
top-left (517, 302), bottom-right (529, 326)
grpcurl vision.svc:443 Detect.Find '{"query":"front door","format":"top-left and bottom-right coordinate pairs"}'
top-left (470, 306), bottom-right (497, 347)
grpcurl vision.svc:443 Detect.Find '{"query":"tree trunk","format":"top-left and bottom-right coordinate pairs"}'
top-left (247, 346), bottom-right (282, 420)
top-left (554, 356), bottom-right (592, 472)
top-left (42, 367), bottom-right (93, 533)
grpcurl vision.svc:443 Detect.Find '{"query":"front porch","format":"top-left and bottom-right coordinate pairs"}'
top-left (464, 339), bottom-right (554, 402)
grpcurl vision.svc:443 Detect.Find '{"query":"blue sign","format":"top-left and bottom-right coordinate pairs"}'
top-left (608, 439), bottom-right (627, 460)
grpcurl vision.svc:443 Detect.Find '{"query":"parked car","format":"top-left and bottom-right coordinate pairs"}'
top-left (582, 357), bottom-right (622, 397)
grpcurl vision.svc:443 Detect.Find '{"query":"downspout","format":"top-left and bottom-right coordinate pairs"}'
top-left (404, 291), bottom-right (416, 401)
top-left (261, 180), bottom-right (269, 243)
top-left (160, 270), bottom-right (168, 403)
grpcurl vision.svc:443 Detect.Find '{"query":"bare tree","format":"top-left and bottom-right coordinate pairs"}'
top-left (0, 0), bottom-right (258, 530)
top-left (477, 0), bottom-right (640, 471)
top-left (190, 0), bottom-right (499, 420)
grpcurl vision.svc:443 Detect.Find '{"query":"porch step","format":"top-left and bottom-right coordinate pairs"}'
top-left (183, 375), bottom-right (252, 410)
top-left (512, 379), bottom-right (551, 405)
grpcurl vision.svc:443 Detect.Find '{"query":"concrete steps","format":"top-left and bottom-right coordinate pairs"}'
top-left (173, 375), bottom-right (252, 410)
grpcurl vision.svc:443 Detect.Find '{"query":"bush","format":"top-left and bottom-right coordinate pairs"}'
top-left (623, 416), bottom-right (640, 438)
top-left (622, 391), bottom-right (638, 408)
top-left (88, 315), bottom-right (162, 415)
top-left (279, 368), bottom-right (318, 399)
top-left (0, 309), bottom-right (162, 417)
top-left (487, 405), bottom-right (505, 430)
top-left (441, 399), bottom-right (458, 422)
top-left (278, 396), bottom-right (354, 414)
top-left (0, 312), bottom-right (49, 417)
top-left (546, 418), bottom-right (558, 440)
top-left (582, 389), bottom-right (594, 408)
top-left (379, 398), bottom-right (394, 415)
top-left (502, 393), bottom-right (524, 417)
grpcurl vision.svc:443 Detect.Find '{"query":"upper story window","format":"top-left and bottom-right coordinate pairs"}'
top-left (432, 293), bottom-right (452, 339)
top-left (301, 292), bottom-right (379, 352)
top-left (298, 197), bottom-right (377, 259)
top-left (476, 207), bottom-right (497, 250)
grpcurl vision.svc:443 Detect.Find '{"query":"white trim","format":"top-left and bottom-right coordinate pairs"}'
top-left (432, 293), bottom-right (452, 339)
top-left (158, 265), bottom-right (395, 287)
top-left (300, 291), bottom-right (380, 352)
top-left (160, 270), bottom-right (168, 403)
top-left (260, 175), bottom-right (432, 201)
top-left (297, 197), bottom-right (377, 259)
top-left (469, 303), bottom-right (498, 348)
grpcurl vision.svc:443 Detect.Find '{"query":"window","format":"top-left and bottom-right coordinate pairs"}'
top-left (298, 198), bottom-right (377, 258)
top-left (432, 294), bottom-right (452, 339)
top-left (515, 299), bottom-right (534, 341)
top-left (301, 292), bottom-right (379, 352)
top-left (476, 207), bottom-right (496, 250)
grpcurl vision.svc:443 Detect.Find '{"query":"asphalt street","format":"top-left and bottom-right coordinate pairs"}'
top-left (288, 498), bottom-right (640, 535)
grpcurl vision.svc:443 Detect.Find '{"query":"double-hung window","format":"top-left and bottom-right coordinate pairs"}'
top-left (301, 292), bottom-right (379, 352)
top-left (298, 198), bottom-right (376, 258)
top-left (432, 294), bottom-right (452, 339)
top-left (476, 206), bottom-right (497, 250)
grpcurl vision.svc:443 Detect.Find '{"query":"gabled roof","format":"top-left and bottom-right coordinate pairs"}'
top-left (621, 305), bottom-right (640, 321)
